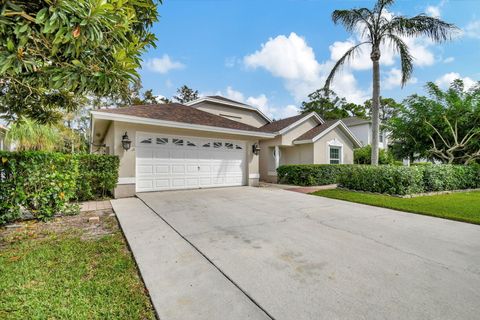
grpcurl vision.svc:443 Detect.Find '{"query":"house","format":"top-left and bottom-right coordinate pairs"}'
top-left (90, 96), bottom-right (361, 197)
top-left (342, 116), bottom-right (389, 149)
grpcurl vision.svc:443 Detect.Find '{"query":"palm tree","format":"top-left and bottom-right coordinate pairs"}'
top-left (324, 0), bottom-right (457, 165)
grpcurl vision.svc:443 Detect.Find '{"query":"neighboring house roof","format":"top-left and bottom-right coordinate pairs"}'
top-left (294, 120), bottom-right (362, 147)
top-left (91, 103), bottom-right (275, 138)
top-left (258, 112), bottom-right (324, 134)
top-left (185, 96), bottom-right (272, 123)
top-left (341, 116), bottom-right (371, 127)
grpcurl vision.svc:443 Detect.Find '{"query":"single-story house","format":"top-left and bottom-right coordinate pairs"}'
top-left (342, 116), bottom-right (389, 149)
top-left (90, 96), bottom-right (361, 197)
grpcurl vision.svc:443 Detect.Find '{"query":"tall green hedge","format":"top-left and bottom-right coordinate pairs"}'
top-left (277, 164), bottom-right (480, 196)
top-left (0, 151), bottom-right (119, 224)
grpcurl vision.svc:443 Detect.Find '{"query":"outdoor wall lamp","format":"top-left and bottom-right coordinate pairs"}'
top-left (252, 143), bottom-right (261, 155)
top-left (121, 132), bottom-right (131, 151)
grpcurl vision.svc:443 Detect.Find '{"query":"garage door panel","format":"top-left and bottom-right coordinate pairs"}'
top-left (136, 135), bottom-right (246, 192)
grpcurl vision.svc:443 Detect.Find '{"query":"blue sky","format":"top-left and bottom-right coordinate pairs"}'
top-left (139, 0), bottom-right (480, 119)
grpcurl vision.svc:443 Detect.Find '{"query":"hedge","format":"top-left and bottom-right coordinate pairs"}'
top-left (277, 164), bottom-right (354, 186)
top-left (277, 164), bottom-right (480, 196)
top-left (0, 151), bottom-right (119, 224)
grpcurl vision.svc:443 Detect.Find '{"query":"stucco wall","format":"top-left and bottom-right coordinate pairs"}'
top-left (281, 144), bottom-right (314, 165)
top-left (348, 123), bottom-right (370, 146)
top-left (103, 121), bottom-right (261, 197)
top-left (280, 117), bottom-right (318, 145)
top-left (193, 101), bottom-right (268, 128)
top-left (259, 136), bottom-right (282, 181)
top-left (313, 126), bottom-right (355, 164)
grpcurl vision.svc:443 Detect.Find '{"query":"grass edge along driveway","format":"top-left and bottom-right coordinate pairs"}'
top-left (312, 189), bottom-right (480, 225)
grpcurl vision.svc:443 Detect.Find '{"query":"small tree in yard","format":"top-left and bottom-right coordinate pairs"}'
top-left (388, 80), bottom-right (480, 164)
top-left (0, 0), bottom-right (160, 123)
top-left (324, 0), bottom-right (457, 165)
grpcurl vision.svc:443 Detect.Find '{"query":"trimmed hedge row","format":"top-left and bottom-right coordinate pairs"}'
top-left (0, 151), bottom-right (119, 224)
top-left (277, 164), bottom-right (480, 196)
top-left (277, 164), bottom-right (353, 186)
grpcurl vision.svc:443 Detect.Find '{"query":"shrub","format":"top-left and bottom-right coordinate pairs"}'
top-left (277, 164), bottom-right (353, 186)
top-left (0, 151), bottom-right (119, 224)
top-left (338, 165), bottom-right (424, 195)
top-left (354, 145), bottom-right (395, 164)
top-left (0, 151), bottom-right (79, 222)
top-left (75, 154), bottom-right (119, 201)
top-left (422, 164), bottom-right (479, 192)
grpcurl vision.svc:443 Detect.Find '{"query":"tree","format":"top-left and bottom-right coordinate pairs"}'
top-left (354, 145), bottom-right (395, 164)
top-left (364, 97), bottom-right (402, 123)
top-left (324, 0), bottom-right (457, 165)
top-left (0, 0), bottom-right (160, 123)
top-left (301, 88), bottom-right (367, 120)
top-left (173, 85), bottom-right (199, 104)
top-left (6, 117), bottom-right (61, 151)
top-left (388, 80), bottom-right (480, 164)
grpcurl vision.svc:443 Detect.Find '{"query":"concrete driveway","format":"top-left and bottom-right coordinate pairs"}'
top-left (114, 187), bottom-right (480, 320)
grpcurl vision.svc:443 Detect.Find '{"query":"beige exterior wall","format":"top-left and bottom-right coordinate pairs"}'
top-left (193, 101), bottom-right (268, 128)
top-left (313, 126), bottom-right (355, 164)
top-left (282, 144), bottom-right (314, 165)
top-left (259, 136), bottom-right (282, 182)
top-left (100, 120), bottom-right (261, 197)
top-left (280, 117), bottom-right (318, 145)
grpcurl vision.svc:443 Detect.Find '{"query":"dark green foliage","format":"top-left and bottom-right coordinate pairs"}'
top-left (0, 151), bottom-right (78, 222)
top-left (76, 154), bottom-right (119, 201)
top-left (301, 88), bottom-right (367, 120)
top-left (0, 151), bottom-right (119, 224)
top-left (278, 163), bottom-right (480, 195)
top-left (277, 164), bottom-right (354, 186)
top-left (338, 165), bottom-right (425, 195)
top-left (354, 145), bottom-right (395, 164)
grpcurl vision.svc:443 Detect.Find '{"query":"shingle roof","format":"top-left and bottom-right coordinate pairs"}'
top-left (341, 116), bottom-right (370, 126)
top-left (294, 120), bottom-right (340, 141)
top-left (95, 103), bottom-right (263, 132)
top-left (258, 113), bottom-right (306, 133)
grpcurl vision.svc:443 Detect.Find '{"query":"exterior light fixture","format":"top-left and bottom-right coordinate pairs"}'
top-left (252, 143), bottom-right (260, 155)
top-left (121, 132), bottom-right (131, 151)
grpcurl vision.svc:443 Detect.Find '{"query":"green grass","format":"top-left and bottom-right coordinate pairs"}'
top-left (312, 189), bottom-right (480, 225)
top-left (0, 230), bottom-right (155, 319)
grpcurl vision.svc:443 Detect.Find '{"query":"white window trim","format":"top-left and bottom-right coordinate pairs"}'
top-left (327, 139), bottom-right (343, 164)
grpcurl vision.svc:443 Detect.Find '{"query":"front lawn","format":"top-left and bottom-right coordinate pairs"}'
top-left (312, 189), bottom-right (480, 225)
top-left (0, 212), bottom-right (155, 319)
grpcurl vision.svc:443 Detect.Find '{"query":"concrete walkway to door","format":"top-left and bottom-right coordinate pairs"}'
top-left (114, 187), bottom-right (480, 320)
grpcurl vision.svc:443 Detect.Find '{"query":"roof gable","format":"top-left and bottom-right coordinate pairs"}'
top-left (294, 120), bottom-right (362, 147)
top-left (259, 112), bottom-right (324, 134)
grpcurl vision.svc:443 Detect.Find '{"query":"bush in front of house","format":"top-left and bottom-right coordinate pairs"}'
top-left (0, 151), bottom-right (119, 224)
top-left (422, 164), bottom-right (480, 192)
top-left (338, 165), bottom-right (425, 195)
top-left (354, 145), bottom-right (395, 165)
top-left (75, 154), bottom-right (120, 201)
top-left (277, 164), bottom-right (354, 186)
top-left (0, 151), bottom-right (79, 223)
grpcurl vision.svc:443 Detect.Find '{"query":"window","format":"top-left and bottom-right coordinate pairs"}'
top-left (235, 144), bottom-right (242, 150)
top-left (140, 138), bottom-right (152, 144)
top-left (186, 141), bottom-right (196, 147)
top-left (202, 142), bottom-right (211, 148)
top-left (225, 142), bottom-right (234, 149)
top-left (156, 138), bottom-right (168, 145)
top-left (329, 146), bottom-right (341, 164)
top-left (213, 142), bottom-right (222, 148)
top-left (172, 139), bottom-right (184, 146)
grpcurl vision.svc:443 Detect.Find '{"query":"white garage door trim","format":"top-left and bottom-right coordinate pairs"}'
top-left (135, 132), bottom-right (247, 192)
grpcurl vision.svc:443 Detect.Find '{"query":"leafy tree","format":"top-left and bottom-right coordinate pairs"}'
top-left (324, 0), bottom-right (457, 165)
top-left (0, 0), bottom-right (160, 122)
top-left (301, 88), bottom-right (367, 120)
top-left (173, 85), bottom-right (199, 103)
top-left (365, 97), bottom-right (402, 123)
top-left (6, 117), bottom-right (61, 151)
top-left (388, 79), bottom-right (480, 164)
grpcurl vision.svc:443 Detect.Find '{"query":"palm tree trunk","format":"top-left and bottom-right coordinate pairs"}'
top-left (371, 52), bottom-right (381, 166)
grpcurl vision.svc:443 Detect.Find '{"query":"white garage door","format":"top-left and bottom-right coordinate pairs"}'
top-left (135, 133), bottom-right (246, 192)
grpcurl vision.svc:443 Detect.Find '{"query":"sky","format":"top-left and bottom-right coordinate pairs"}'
top-left (139, 0), bottom-right (480, 119)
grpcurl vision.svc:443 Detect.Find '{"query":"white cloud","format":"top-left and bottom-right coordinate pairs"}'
top-left (426, 6), bottom-right (441, 18)
top-left (243, 32), bottom-right (369, 104)
top-left (464, 20), bottom-right (480, 39)
top-left (443, 56), bottom-right (455, 63)
top-left (383, 68), bottom-right (418, 90)
top-left (435, 72), bottom-right (477, 90)
top-left (224, 86), bottom-right (245, 102)
top-left (244, 33), bottom-right (321, 82)
top-left (225, 56), bottom-right (239, 68)
top-left (143, 54), bottom-right (185, 74)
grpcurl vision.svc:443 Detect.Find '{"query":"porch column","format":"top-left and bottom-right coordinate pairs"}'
top-left (274, 145), bottom-right (280, 169)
